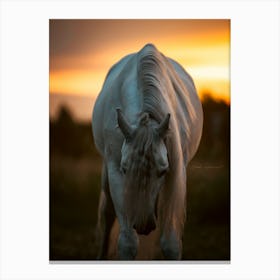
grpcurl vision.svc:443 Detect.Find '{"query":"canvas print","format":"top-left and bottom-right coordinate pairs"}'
top-left (50, 19), bottom-right (230, 261)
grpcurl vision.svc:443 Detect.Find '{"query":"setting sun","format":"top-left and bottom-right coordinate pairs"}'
top-left (50, 19), bottom-right (230, 120)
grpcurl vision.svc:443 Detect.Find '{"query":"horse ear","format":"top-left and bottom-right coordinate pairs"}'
top-left (157, 113), bottom-right (170, 138)
top-left (116, 108), bottom-right (133, 140)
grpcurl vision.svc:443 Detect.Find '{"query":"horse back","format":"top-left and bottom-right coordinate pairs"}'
top-left (92, 53), bottom-right (140, 158)
top-left (92, 45), bottom-right (203, 164)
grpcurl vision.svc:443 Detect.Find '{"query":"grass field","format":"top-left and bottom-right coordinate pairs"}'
top-left (50, 156), bottom-right (230, 260)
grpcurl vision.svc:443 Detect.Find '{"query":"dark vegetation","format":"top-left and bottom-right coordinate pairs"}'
top-left (50, 93), bottom-right (230, 261)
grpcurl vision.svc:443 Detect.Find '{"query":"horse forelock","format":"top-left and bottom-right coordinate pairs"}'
top-left (124, 120), bottom-right (156, 223)
top-left (126, 119), bottom-right (155, 188)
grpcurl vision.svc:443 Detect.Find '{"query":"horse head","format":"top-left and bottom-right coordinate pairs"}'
top-left (117, 108), bottom-right (170, 235)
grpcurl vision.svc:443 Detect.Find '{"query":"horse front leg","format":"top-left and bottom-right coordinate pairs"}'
top-left (117, 228), bottom-right (139, 260)
top-left (107, 160), bottom-right (139, 260)
top-left (160, 228), bottom-right (182, 260)
top-left (96, 163), bottom-right (116, 260)
top-left (159, 170), bottom-right (186, 260)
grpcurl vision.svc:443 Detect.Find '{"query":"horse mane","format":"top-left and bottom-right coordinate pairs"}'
top-left (125, 44), bottom-right (187, 237)
top-left (137, 44), bottom-right (168, 123)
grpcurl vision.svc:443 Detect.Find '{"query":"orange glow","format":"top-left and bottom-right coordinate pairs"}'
top-left (50, 70), bottom-right (105, 97)
top-left (50, 20), bottom-right (230, 120)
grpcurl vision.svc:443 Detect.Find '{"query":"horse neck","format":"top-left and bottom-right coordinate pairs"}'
top-left (138, 65), bottom-right (168, 122)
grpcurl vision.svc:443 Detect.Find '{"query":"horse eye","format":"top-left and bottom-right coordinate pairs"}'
top-left (158, 168), bottom-right (168, 177)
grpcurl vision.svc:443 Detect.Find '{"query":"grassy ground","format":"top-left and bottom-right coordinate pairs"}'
top-left (50, 156), bottom-right (230, 261)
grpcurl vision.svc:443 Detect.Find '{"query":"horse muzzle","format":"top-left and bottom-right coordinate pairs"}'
top-left (133, 214), bottom-right (156, 235)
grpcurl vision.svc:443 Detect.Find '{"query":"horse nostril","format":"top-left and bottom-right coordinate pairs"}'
top-left (133, 217), bottom-right (156, 235)
top-left (121, 166), bottom-right (127, 174)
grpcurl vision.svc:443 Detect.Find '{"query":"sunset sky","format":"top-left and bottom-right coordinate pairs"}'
top-left (50, 19), bottom-right (230, 121)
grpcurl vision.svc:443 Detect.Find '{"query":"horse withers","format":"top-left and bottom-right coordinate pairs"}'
top-left (92, 43), bottom-right (203, 260)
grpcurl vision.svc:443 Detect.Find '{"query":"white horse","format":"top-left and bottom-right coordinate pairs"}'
top-left (92, 43), bottom-right (203, 260)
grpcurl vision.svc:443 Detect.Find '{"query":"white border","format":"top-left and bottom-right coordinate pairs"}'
top-left (1, 1), bottom-right (279, 279)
